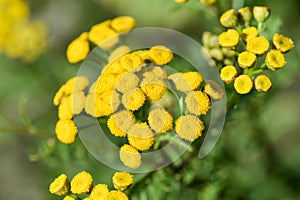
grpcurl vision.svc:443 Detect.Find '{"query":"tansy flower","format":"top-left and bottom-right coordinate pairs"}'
top-left (175, 0), bottom-right (188, 3)
top-left (149, 45), bottom-right (174, 65)
top-left (247, 36), bottom-right (269, 55)
top-left (120, 53), bottom-right (144, 72)
top-left (64, 196), bottom-right (76, 200)
top-left (70, 171), bottom-right (93, 194)
top-left (116, 72), bottom-right (140, 93)
top-left (111, 16), bottom-right (136, 32)
top-left (94, 73), bottom-right (120, 94)
top-left (241, 27), bottom-right (258, 43)
top-left (254, 74), bottom-right (272, 92)
top-left (55, 119), bottom-right (78, 144)
top-left (127, 123), bottom-right (155, 151)
top-left (83, 197), bottom-right (92, 200)
top-left (122, 88), bottom-right (146, 111)
top-left (175, 115), bottom-right (204, 142)
top-left (53, 85), bottom-right (66, 106)
top-left (49, 174), bottom-right (69, 196)
top-left (234, 74), bottom-right (253, 94)
top-left (112, 172), bottom-right (133, 191)
top-left (148, 108), bottom-right (173, 133)
top-left (105, 190), bottom-right (128, 200)
top-left (142, 66), bottom-right (167, 80)
top-left (107, 110), bottom-right (135, 137)
top-left (266, 50), bottom-right (286, 70)
top-left (66, 32), bottom-right (89, 63)
top-left (64, 76), bottom-right (89, 95)
top-left (200, 0), bottom-right (216, 5)
top-left (90, 184), bottom-right (109, 200)
top-left (131, 50), bottom-right (151, 61)
top-left (185, 91), bottom-right (211, 115)
top-left (218, 29), bottom-right (239, 48)
top-left (209, 49), bottom-right (223, 61)
top-left (140, 78), bottom-right (167, 101)
top-left (58, 96), bottom-right (73, 120)
top-left (204, 80), bottom-right (224, 100)
top-left (168, 72), bottom-right (203, 92)
top-left (253, 6), bottom-right (270, 23)
top-left (238, 7), bottom-right (252, 24)
top-left (119, 144), bottom-right (142, 169)
top-left (219, 9), bottom-right (237, 28)
top-left (108, 45), bottom-right (131, 63)
top-left (238, 51), bottom-right (256, 68)
top-left (273, 33), bottom-right (294, 53)
top-left (220, 65), bottom-right (237, 83)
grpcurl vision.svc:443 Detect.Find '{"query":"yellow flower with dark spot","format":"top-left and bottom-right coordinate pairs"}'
top-left (149, 45), bottom-right (174, 65)
top-left (55, 119), bottom-right (78, 144)
top-left (107, 110), bottom-right (135, 137)
top-left (175, 115), bottom-right (204, 142)
top-left (116, 72), bottom-right (140, 93)
top-left (253, 6), bottom-right (270, 23)
top-left (168, 72), bottom-right (203, 92)
top-left (128, 123), bottom-right (154, 151)
top-left (148, 108), bottom-right (173, 133)
top-left (66, 32), bottom-right (89, 63)
top-left (220, 65), bottom-right (237, 83)
top-left (219, 9), bottom-right (237, 28)
top-left (140, 78), bottom-right (167, 101)
top-left (64, 196), bottom-right (76, 200)
top-left (266, 50), bottom-right (286, 70)
top-left (108, 45), bottom-right (131, 63)
top-left (90, 184), bottom-right (109, 200)
top-left (185, 91), bottom-right (211, 115)
top-left (122, 88), bottom-right (145, 111)
top-left (119, 144), bottom-right (142, 169)
top-left (70, 171), bottom-right (93, 194)
top-left (238, 7), bottom-right (252, 24)
top-left (49, 174), bottom-right (69, 196)
top-left (111, 16), bottom-right (136, 32)
top-left (234, 75), bottom-right (253, 94)
top-left (105, 190), bottom-right (128, 200)
top-left (204, 80), bottom-right (224, 100)
top-left (241, 27), bottom-right (258, 43)
top-left (218, 29), bottom-right (239, 48)
top-left (254, 74), bottom-right (272, 92)
top-left (247, 36), bottom-right (269, 55)
top-left (120, 53), bottom-right (144, 72)
top-left (273, 33), bottom-right (294, 53)
top-left (112, 172), bottom-right (133, 191)
top-left (238, 51), bottom-right (256, 68)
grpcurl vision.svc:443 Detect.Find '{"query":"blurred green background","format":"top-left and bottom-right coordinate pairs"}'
top-left (0, 0), bottom-right (300, 199)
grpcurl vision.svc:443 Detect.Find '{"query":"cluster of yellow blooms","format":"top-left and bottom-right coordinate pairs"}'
top-left (0, 0), bottom-right (48, 61)
top-left (49, 171), bottom-right (133, 200)
top-left (205, 6), bottom-right (294, 94)
top-left (53, 16), bottom-right (214, 169)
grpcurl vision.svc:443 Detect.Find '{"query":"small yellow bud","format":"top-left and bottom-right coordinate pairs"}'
top-left (220, 9), bottom-right (238, 28)
top-left (254, 74), bottom-right (272, 92)
top-left (253, 6), bottom-right (270, 23)
top-left (238, 7), bottom-right (252, 24)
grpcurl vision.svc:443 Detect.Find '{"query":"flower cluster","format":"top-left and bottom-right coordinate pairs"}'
top-left (203, 6), bottom-right (294, 94)
top-left (49, 171), bottom-right (132, 200)
top-left (0, 0), bottom-right (48, 61)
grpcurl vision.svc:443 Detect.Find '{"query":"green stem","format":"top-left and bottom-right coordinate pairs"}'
top-left (0, 125), bottom-right (54, 139)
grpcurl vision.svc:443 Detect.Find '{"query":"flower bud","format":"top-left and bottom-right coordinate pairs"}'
top-left (253, 6), bottom-right (270, 23)
top-left (220, 9), bottom-right (238, 28)
top-left (200, 0), bottom-right (216, 5)
top-left (238, 7), bottom-right (252, 23)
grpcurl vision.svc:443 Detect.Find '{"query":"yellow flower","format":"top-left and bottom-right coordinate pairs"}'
top-left (83, 197), bottom-right (92, 200)
top-left (64, 196), bottom-right (76, 200)
top-left (64, 76), bottom-right (89, 95)
top-left (88, 20), bottom-right (119, 49)
top-left (247, 36), bottom-right (269, 55)
top-left (168, 72), bottom-right (203, 92)
top-left (104, 190), bottom-right (128, 200)
top-left (234, 75), bottom-right (253, 94)
top-left (49, 174), bottom-right (69, 196)
top-left (203, 80), bottom-right (224, 100)
top-left (149, 45), bottom-right (174, 65)
top-left (90, 184), bottom-right (109, 200)
top-left (93, 73), bottom-right (120, 94)
top-left (218, 29), bottom-right (239, 48)
top-left (254, 74), bottom-right (272, 92)
top-left (55, 119), bottom-right (78, 144)
top-left (116, 72), bottom-right (140, 93)
top-left (175, 0), bottom-right (188, 3)
top-left (108, 45), bottom-right (131, 63)
top-left (111, 16), bottom-right (136, 32)
top-left (107, 110), bottom-right (135, 137)
top-left (241, 27), bottom-right (258, 43)
top-left (58, 96), bottom-right (73, 120)
top-left (220, 65), bottom-right (237, 83)
top-left (142, 66), bottom-right (167, 80)
top-left (127, 123), bottom-right (155, 151)
top-left (148, 108), bottom-right (173, 133)
top-left (238, 7), bottom-right (252, 24)
top-left (53, 83), bottom-right (65, 106)
top-left (119, 144), bottom-right (142, 169)
top-left (120, 53), bottom-right (144, 72)
top-left (253, 6), bottom-right (270, 23)
top-left (200, 0), bottom-right (216, 5)
top-left (66, 32), bottom-right (89, 64)
top-left (131, 50), bottom-right (151, 61)
top-left (185, 91), bottom-right (211, 115)
top-left (273, 33), bottom-right (294, 53)
top-left (71, 171), bottom-right (93, 194)
top-left (140, 78), bottom-right (167, 101)
top-left (112, 172), bottom-right (133, 191)
top-left (238, 51), bottom-right (256, 68)
top-left (122, 88), bottom-right (146, 111)
top-left (219, 9), bottom-right (237, 28)
top-left (266, 50), bottom-right (286, 70)
top-left (175, 115), bottom-right (204, 142)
